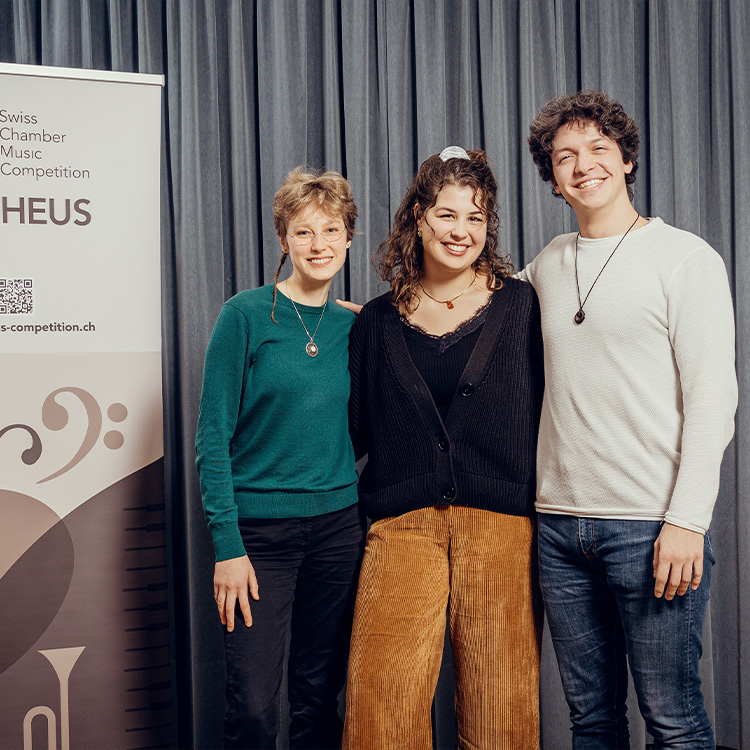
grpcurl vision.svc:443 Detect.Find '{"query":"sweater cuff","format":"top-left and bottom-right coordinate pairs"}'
top-left (212, 523), bottom-right (248, 562)
top-left (663, 513), bottom-right (707, 535)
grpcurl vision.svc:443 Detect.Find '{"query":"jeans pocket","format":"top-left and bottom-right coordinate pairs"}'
top-left (704, 530), bottom-right (716, 565)
top-left (367, 514), bottom-right (401, 539)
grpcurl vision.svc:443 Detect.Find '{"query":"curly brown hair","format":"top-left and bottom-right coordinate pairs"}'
top-left (270, 167), bottom-right (358, 321)
top-left (375, 149), bottom-right (513, 312)
top-left (527, 90), bottom-right (640, 200)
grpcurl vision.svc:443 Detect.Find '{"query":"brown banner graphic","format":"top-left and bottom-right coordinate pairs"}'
top-left (0, 461), bottom-right (170, 749)
top-left (0, 354), bottom-right (169, 749)
top-left (1, 64), bottom-right (166, 749)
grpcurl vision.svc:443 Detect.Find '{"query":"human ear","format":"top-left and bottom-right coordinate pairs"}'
top-left (279, 235), bottom-right (289, 253)
top-left (413, 204), bottom-right (424, 232)
top-left (624, 161), bottom-right (634, 175)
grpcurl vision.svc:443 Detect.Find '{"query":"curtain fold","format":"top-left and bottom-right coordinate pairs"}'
top-left (1, 2), bottom-right (747, 748)
top-left (728, 0), bottom-right (750, 743)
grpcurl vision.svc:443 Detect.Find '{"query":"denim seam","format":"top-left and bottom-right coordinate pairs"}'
top-left (705, 530), bottom-right (715, 562)
top-left (577, 517), bottom-right (598, 560)
top-left (685, 586), bottom-right (697, 732)
top-left (577, 518), bottom-right (585, 558)
top-left (590, 518), bottom-right (598, 557)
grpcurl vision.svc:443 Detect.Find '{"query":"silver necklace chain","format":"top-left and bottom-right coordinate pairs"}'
top-left (284, 281), bottom-right (327, 357)
top-left (574, 213), bottom-right (640, 325)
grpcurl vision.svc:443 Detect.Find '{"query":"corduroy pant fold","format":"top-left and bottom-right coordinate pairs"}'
top-left (343, 505), bottom-right (543, 750)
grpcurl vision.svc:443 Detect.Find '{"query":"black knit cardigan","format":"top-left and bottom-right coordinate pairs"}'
top-left (349, 277), bottom-right (544, 521)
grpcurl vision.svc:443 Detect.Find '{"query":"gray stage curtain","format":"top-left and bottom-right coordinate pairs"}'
top-left (1, 1), bottom-right (747, 748)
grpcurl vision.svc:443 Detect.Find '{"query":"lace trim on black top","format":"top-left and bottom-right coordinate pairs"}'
top-left (400, 294), bottom-right (492, 355)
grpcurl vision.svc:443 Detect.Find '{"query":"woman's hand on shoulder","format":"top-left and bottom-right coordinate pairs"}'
top-left (335, 298), bottom-right (363, 315)
top-left (214, 555), bottom-right (259, 631)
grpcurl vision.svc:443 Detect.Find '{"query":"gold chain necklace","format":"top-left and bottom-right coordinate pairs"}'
top-left (419, 272), bottom-right (476, 309)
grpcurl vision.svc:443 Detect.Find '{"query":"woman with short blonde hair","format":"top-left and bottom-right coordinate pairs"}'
top-left (196, 167), bottom-right (364, 749)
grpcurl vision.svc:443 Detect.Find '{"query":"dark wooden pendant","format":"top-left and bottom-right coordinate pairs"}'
top-left (574, 309), bottom-right (585, 325)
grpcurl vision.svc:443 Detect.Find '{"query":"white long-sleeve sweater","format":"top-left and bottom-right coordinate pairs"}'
top-left (522, 217), bottom-right (737, 533)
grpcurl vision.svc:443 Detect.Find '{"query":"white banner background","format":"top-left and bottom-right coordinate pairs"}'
top-left (0, 63), bottom-right (169, 750)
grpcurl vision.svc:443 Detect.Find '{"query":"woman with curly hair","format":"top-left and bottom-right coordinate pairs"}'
top-left (342, 148), bottom-right (545, 749)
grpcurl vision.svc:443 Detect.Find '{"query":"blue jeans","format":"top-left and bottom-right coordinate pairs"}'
top-left (538, 514), bottom-right (715, 750)
top-left (223, 502), bottom-right (366, 750)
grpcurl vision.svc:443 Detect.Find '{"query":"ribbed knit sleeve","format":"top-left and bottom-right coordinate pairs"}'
top-left (663, 246), bottom-right (737, 532)
top-left (195, 302), bottom-right (252, 561)
top-left (529, 291), bottom-right (545, 414)
top-left (348, 304), bottom-right (370, 462)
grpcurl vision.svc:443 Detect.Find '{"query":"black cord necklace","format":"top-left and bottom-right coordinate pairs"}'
top-left (574, 213), bottom-right (640, 325)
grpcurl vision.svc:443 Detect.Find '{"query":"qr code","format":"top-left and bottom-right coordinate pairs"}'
top-left (0, 278), bottom-right (34, 315)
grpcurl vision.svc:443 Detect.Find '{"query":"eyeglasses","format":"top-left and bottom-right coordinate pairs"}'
top-left (287, 226), bottom-right (345, 245)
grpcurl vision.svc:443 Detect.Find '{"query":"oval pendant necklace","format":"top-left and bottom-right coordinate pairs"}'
top-left (284, 281), bottom-right (327, 357)
top-left (574, 213), bottom-right (640, 325)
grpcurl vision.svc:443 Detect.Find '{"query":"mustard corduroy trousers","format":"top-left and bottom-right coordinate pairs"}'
top-left (342, 505), bottom-right (543, 750)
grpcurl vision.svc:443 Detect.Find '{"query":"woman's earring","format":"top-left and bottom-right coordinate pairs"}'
top-left (417, 229), bottom-right (422, 238)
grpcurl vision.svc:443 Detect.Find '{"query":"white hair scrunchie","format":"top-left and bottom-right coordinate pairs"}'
top-left (439, 146), bottom-right (471, 161)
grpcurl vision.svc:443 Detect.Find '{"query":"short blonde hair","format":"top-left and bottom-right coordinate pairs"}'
top-left (270, 167), bottom-right (358, 321)
top-left (272, 167), bottom-right (357, 244)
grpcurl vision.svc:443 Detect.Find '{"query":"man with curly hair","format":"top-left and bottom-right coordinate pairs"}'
top-left (523, 90), bottom-right (737, 748)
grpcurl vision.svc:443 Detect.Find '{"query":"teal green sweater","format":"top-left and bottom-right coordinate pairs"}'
top-left (195, 283), bottom-right (359, 562)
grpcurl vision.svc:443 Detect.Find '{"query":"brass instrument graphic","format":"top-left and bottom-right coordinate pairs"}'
top-left (22, 647), bottom-right (84, 750)
top-left (2, 382), bottom-right (171, 747)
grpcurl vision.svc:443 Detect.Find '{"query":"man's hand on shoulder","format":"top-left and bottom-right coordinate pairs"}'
top-left (653, 522), bottom-right (705, 600)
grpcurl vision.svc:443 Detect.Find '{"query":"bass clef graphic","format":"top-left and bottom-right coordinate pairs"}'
top-left (0, 424), bottom-right (42, 465)
top-left (37, 388), bottom-right (102, 484)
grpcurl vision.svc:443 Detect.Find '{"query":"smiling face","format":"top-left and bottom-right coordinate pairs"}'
top-left (281, 207), bottom-right (351, 290)
top-left (416, 183), bottom-right (487, 280)
top-left (550, 120), bottom-right (634, 219)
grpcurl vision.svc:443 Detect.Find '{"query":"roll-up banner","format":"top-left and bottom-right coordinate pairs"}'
top-left (0, 64), bottom-right (169, 749)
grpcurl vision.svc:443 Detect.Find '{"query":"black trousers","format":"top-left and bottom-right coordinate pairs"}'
top-left (224, 503), bottom-right (366, 750)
